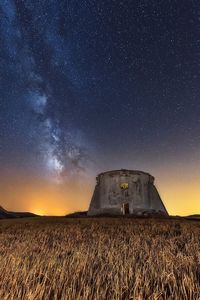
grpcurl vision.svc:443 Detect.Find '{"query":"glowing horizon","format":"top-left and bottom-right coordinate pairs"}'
top-left (1, 163), bottom-right (199, 216)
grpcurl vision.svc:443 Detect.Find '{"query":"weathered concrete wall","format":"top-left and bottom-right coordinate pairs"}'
top-left (88, 169), bottom-right (168, 216)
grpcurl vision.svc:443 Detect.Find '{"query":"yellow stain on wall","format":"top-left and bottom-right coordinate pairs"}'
top-left (120, 183), bottom-right (129, 189)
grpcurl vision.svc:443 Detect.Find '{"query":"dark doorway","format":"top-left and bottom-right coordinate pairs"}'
top-left (121, 203), bottom-right (130, 215)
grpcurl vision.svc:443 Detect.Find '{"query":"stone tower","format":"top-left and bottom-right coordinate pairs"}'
top-left (88, 169), bottom-right (168, 216)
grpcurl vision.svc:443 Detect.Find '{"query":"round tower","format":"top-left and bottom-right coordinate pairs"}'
top-left (88, 169), bottom-right (168, 216)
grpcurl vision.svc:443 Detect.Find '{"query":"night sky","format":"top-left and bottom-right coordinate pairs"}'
top-left (0, 0), bottom-right (200, 215)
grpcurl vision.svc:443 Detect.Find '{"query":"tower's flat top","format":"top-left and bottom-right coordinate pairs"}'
top-left (98, 169), bottom-right (153, 178)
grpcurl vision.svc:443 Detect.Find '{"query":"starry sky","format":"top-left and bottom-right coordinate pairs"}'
top-left (0, 0), bottom-right (200, 215)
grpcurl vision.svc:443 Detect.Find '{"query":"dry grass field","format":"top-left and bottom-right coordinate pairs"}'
top-left (0, 217), bottom-right (200, 300)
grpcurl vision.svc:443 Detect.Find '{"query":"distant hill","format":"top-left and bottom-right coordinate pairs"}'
top-left (185, 215), bottom-right (200, 220)
top-left (0, 205), bottom-right (38, 219)
top-left (65, 211), bottom-right (88, 218)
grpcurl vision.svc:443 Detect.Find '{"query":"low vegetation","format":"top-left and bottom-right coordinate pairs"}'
top-left (0, 217), bottom-right (200, 299)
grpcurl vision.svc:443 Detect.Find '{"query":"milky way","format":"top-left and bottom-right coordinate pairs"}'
top-left (0, 0), bottom-right (96, 183)
top-left (0, 1), bottom-right (200, 214)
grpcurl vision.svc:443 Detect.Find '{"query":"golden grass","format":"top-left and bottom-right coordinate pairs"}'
top-left (0, 217), bottom-right (200, 300)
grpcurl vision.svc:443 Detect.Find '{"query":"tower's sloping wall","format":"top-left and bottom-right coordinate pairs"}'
top-left (149, 184), bottom-right (168, 214)
top-left (88, 169), bottom-right (168, 216)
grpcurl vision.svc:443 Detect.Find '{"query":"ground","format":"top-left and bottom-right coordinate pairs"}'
top-left (0, 217), bottom-right (200, 300)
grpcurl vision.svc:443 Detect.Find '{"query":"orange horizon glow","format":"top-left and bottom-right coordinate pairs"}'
top-left (0, 163), bottom-right (199, 217)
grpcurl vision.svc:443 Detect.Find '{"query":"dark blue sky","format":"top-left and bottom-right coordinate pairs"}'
top-left (0, 0), bottom-right (200, 214)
